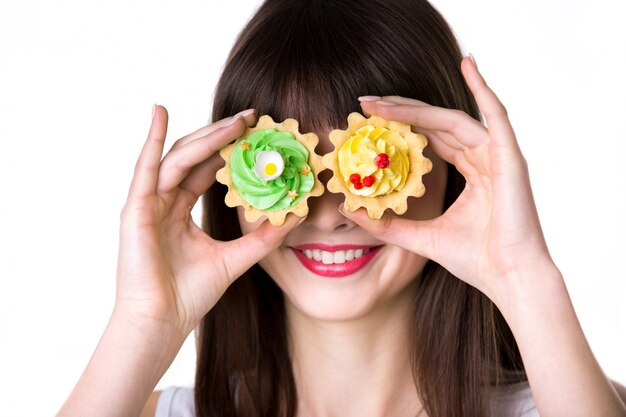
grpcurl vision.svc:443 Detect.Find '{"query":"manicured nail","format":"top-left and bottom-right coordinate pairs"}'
top-left (468, 53), bottom-right (477, 69)
top-left (358, 95), bottom-right (382, 102)
top-left (376, 100), bottom-right (397, 106)
top-left (234, 108), bottom-right (255, 118)
top-left (223, 115), bottom-right (242, 127)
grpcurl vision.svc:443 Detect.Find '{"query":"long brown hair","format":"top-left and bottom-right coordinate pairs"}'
top-left (196, 1), bottom-right (525, 416)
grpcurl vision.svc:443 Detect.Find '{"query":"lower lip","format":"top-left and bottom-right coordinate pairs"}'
top-left (292, 247), bottom-right (382, 278)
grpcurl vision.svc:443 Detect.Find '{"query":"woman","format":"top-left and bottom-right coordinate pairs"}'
top-left (57, 0), bottom-right (626, 416)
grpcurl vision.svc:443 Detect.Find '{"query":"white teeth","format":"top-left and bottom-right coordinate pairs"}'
top-left (322, 251), bottom-right (334, 264)
top-left (302, 248), bottom-right (372, 264)
top-left (333, 251), bottom-right (346, 263)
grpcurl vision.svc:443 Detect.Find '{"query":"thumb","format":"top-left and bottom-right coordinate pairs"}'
top-left (220, 213), bottom-right (304, 280)
top-left (339, 205), bottom-right (437, 260)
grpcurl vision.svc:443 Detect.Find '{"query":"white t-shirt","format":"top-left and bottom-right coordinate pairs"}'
top-left (155, 382), bottom-right (539, 417)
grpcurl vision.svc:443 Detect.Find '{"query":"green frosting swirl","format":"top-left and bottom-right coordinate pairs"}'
top-left (230, 129), bottom-right (314, 210)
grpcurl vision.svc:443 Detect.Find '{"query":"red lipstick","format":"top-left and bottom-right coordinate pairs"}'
top-left (291, 244), bottom-right (382, 278)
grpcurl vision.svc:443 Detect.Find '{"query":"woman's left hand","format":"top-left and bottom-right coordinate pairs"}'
top-left (347, 55), bottom-right (626, 416)
top-left (346, 55), bottom-right (554, 303)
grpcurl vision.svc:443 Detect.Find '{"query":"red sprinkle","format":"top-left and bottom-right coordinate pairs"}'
top-left (374, 153), bottom-right (390, 169)
top-left (349, 173), bottom-right (361, 184)
top-left (362, 175), bottom-right (375, 187)
top-left (350, 174), bottom-right (361, 184)
top-left (354, 182), bottom-right (364, 190)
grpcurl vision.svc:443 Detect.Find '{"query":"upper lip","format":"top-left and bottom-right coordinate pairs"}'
top-left (291, 243), bottom-right (382, 251)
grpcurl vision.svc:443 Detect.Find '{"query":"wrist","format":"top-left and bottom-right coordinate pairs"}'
top-left (57, 308), bottom-right (189, 417)
top-left (109, 305), bottom-right (189, 355)
top-left (489, 257), bottom-right (565, 320)
top-left (112, 287), bottom-right (198, 337)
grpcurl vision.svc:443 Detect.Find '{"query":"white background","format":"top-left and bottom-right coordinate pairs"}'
top-left (1, 0), bottom-right (625, 415)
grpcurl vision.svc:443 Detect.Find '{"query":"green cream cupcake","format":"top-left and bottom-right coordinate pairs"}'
top-left (216, 115), bottom-right (324, 226)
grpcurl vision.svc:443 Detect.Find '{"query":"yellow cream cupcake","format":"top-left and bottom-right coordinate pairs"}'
top-left (322, 112), bottom-right (432, 219)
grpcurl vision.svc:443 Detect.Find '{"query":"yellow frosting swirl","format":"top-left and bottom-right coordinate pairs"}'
top-left (338, 125), bottom-right (409, 197)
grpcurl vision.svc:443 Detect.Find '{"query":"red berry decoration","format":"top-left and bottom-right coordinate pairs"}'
top-left (354, 182), bottom-right (364, 190)
top-left (349, 173), bottom-right (361, 184)
top-left (362, 175), bottom-right (375, 187)
top-left (374, 153), bottom-right (390, 169)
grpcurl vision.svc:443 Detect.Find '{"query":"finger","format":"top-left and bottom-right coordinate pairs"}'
top-left (128, 105), bottom-right (169, 198)
top-left (413, 124), bottom-right (463, 151)
top-left (221, 214), bottom-right (305, 280)
top-left (359, 95), bottom-right (430, 109)
top-left (171, 109), bottom-right (256, 150)
top-left (360, 96), bottom-right (468, 151)
top-left (178, 153), bottom-right (224, 198)
top-left (169, 186), bottom-right (199, 218)
top-left (414, 126), bottom-right (487, 182)
top-left (460, 56), bottom-right (517, 147)
top-left (339, 206), bottom-right (438, 261)
top-left (370, 101), bottom-right (489, 148)
top-left (380, 95), bottom-right (430, 107)
top-left (360, 98), bottom-right (486, 181)
top-left (359, 95), bottom-right (426, 118)
top-left (361, 98), bottom-right (491, 182)
top-left (164, 153), bottom-right (224, 214)
top-left (357, 96), bottom-right (382, 116)
top-left (413, 127), bottom-right (462, 166)
top-left (156, 116), bottom-right (246, 195)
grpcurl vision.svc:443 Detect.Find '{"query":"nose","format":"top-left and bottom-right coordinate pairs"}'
top-left (304, 169), bottom-right (356, 232)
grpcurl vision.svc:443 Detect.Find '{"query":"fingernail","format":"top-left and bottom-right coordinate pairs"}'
top-left (151, 104), bottom-right (156, 120)
top-left (234, 108), bottom-right (255, 118)
top-left (468, 53), bottom-right (478, 69)
top-left (376, 100), bottom-right (397, 106)
top-left (358, 95), bottom-right (382, 102)
top-left (223, 115), bottom-right (242, 127)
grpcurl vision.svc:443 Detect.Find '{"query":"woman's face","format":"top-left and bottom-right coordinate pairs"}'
top-left (238, 129), bottom-right (448, 322)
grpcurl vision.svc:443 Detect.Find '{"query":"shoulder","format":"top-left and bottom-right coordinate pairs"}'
top-left (143, 386), bottom-right (194, 417)
top-left (490, 379), bottom-right (626, 416)
top-left (133, 380), bottom-right (626, 417)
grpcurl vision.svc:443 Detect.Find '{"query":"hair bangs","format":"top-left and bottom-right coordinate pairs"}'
top-left (211, 0), bottom-right (442, 134)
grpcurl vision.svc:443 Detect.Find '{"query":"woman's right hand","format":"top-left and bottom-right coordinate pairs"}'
top-left (57, 106), bottom-right (300, 417)
top-left (115, 105), bottom-right (301, 337)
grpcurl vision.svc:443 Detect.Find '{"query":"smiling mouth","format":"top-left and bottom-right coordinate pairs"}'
top-left (291, 245), bottom-right (383, 278)
top-left (300, 247), bottom-right (371, 264)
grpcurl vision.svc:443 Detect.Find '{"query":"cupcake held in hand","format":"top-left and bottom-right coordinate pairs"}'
top-left (322, 112), bottom-right (432, 219)
top-left (216, 115), bottom-right (325, 226)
